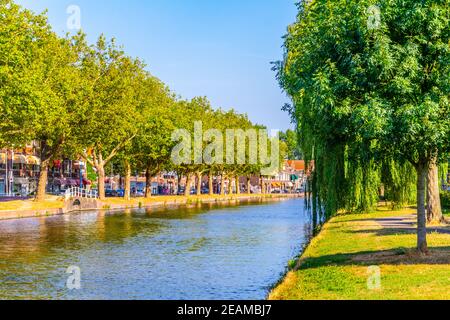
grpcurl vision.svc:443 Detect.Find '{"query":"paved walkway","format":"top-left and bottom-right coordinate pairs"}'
top-left (375, 214), bottom-right (450, 235)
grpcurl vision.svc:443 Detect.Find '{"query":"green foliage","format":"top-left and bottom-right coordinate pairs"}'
top-left (441, 191), bottom-right (450, 209)
top-left (381, 160), bottom-right (417, 208)
top-left (277, 0), bottom-right (449, 219)
top-left (86, 163), bottom-right (98, 188)
top-left (280, 129), bottom-right (302, 160)
top-left (0, 0), bottom-right (296, 200)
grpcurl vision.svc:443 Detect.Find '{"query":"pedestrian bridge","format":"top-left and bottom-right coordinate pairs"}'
top-left (64, 187), bottom-right (100, 212)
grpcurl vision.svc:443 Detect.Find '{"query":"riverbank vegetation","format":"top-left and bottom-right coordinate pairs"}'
top-left (275, 0), bottom-right (449, 253)
top-left (270, 204), bottom-right (450, 300)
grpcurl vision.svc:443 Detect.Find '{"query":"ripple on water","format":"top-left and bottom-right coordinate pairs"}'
top-left (0, 198), bottom-right (310, 300)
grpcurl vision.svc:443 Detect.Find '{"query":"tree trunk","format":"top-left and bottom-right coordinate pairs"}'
top-left (427, 156), bottom-right (443, 224)
top-left (247, 176), bottom-right (252, 194)
top-left (177, 175), bottom-right (182, 195)
top-left (145, 167), bottom-right (152, 198)
top-left (35, 159), bottom-right (49, 202)
top-left (221, 175), bottom-right (226, 196)
top-left (97, 163), bottom-right (106, 201)
top-left (235, 177), bottom-right (241, 195)
top-left (124, 161), bottom-right (131, 201)
top-left (209, 175), bottom-right (214, 196)
top-left (196, 172), bottom-right (202, 196)
top-left (228, 177), bottom-right (234, 195)
top-left (416, 162), bottom-right (428, 254)
top-left (261, 177), bottom-right (266, 194)
top-left (185, 174), bottom-right (192, 197)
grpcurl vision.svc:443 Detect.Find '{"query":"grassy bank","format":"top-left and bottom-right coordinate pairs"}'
top-left (270, 206), bottom-right (450, 300)
top-left (101, 193), bottom-right (284, 208)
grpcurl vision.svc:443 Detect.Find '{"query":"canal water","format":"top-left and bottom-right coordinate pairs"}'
top-left (0, 198), bottom-right (312, 300)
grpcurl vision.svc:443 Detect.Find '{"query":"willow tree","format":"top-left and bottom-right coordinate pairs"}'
top-left (0, 0), bottom-right (43, 147)
top-left (277, 0), bottom-right (449, 253)
top-left (276, 0), bottom-right (387, 218)
top-left (76, 35), bottom-right (146, 200)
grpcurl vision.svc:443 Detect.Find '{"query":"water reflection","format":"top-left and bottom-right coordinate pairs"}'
top-left (0, 198), bottom-right (310, 300)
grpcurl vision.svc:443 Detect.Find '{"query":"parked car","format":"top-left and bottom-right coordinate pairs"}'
top-left (113, 189), bottom-right (125, 197)
top-left (177, 188), bottom-right (185, 195)
top-left (201, 187), bottom-right (209, 194)
top-left (271, 189), bottom-right (281, 194)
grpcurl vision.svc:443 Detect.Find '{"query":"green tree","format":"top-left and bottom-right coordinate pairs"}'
top-left (380, 0), bottom-right (449, 251)
top-left (277, 0), bottom-right (449, 252)
top-left (76, 35), bottom-right (147, 200)
top-left (171, 97), bottom-right (215, 197)
top-left (280, 129), bottom-right (302, 160)
top-left (0, 2), bottom-right (84, 201)
top-left (132, 76), bottom-right (177, 198)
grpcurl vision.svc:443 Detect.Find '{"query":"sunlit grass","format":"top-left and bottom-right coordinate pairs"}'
top-left (269, 205), bottom-right (450, 300)
top-left (0, 196), bottom-right (64, 211)
top-left (103, 193), bottom-right (279, 206)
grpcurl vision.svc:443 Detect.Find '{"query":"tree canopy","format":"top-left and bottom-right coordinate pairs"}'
top-left (276, 0), bottom-right (449, 252)
top-left (1, 0), bottom-right (285, 201)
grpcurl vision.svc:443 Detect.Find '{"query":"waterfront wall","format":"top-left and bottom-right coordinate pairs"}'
top-left (0, 194), bottom-right (301, 221)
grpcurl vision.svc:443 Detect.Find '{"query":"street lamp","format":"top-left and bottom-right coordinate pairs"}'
top-left (9, 149), bottom-right (14, 196)
top-left (79, 161), bottom-right (85, 189)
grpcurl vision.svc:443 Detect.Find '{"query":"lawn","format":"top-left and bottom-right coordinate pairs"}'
top-left (269, 206), bottom-right (450, 300)
top-left (0, 196), bottom-right (64, 212)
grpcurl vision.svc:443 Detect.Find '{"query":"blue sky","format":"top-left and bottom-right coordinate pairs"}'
top-left (16, 0), bottom-right (297, 130)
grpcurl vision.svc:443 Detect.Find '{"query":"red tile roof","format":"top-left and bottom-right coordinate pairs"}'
top-left (285, 160), bottom-right (315, 174)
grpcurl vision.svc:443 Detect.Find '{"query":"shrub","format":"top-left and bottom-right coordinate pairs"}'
top-left (441, 191), bottom-right (450, 209)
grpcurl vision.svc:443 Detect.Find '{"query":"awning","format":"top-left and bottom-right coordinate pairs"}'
top-left (53, 160), bottom-right (62, 168)
top-left (26, 155), bottom-right (41, 165)
top-left (271, 182), bottom-right (282, 188)
top-left (290, 174), bottom-right (299, 181)
top-left (13, 154), bottom-right (27, 164)
top-left (68, 179), bottom-right (79, 186)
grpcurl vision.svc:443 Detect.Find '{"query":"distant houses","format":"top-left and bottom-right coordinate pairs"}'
top-left (1, 143), bottom-right (315, 197)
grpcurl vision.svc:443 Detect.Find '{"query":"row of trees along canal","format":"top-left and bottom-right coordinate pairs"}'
top-left (0, 1), bottom-right (290, 203)
top-left (276, 0), bottom-right (449, 253)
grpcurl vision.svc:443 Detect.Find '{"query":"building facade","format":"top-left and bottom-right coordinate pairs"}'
top-left (0, 144), bottom-right (41, 196)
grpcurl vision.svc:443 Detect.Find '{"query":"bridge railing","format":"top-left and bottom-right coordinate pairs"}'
top-left (65, 187), bottom-right (98, 200)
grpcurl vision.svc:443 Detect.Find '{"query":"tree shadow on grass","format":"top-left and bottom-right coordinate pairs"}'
top-left (345, 214), bottom-right (450, 236)
top-left (297, 215), bottom-right (450, 270)
top-left (296, 246), bottom-right (450, 271)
